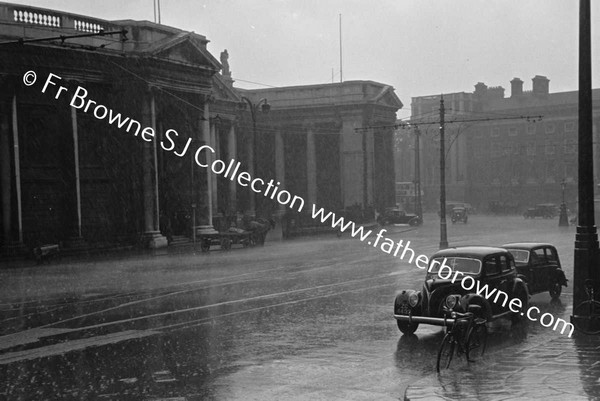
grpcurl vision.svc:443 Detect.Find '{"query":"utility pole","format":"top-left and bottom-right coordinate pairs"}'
top-left (439, 96), bottom-right (448, 249)
top-left (414, 126), bottom-right (422, 221)
top-left (339, 14), bottom-right (343, 83)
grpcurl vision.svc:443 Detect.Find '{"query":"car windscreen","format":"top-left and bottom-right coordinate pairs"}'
top-left (507, 249), bottom-right (529, 264)
top-left (426, 257), bottom-right (481, 278)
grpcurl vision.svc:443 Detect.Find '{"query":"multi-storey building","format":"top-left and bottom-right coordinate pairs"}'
top-left (398, 76), bottom-right (600, 213)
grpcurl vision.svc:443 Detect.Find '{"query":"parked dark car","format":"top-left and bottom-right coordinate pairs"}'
top-left (523, 203), bottom-right (557, 219)
top-left (393, 246), bottom-right (529, 335)
top-left (502, 243), bottom-right (568, 299)
top-left (378, 208), bottom-right (422, 226)
top-left (451, 206), bottom-right (468, 224)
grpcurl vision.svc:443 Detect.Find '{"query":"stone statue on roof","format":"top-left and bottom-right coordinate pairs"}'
top-left (220, 49), bottom-right (231, 77)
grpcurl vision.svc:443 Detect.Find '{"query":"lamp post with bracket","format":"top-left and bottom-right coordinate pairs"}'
top-left (239, 96), bottom-right (270, 217)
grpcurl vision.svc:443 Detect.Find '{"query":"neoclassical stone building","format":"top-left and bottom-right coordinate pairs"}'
top-left (0, 2), bottom-right (402, 254)
top-left (239, 82), bottom-right (402, 220)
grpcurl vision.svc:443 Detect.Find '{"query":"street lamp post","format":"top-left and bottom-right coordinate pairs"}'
top-left (439, 96), bottom-right (448, 249)
top-left (240, 96), bottom-right (270, 217)
top-left (559, 179), bottom-right (569, 227)
top-left (572, 0), bottom-right (599, 329)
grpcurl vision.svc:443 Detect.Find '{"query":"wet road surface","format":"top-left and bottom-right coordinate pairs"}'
top-left (0, 214), bottom-right (578, 400)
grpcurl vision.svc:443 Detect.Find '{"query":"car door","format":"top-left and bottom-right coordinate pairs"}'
top-left (481, 255), bottom-right (509, 315)
top-left (495, 254), bottom-right (515, 312)
top-left (544, 246), bottom-right (560, 286)
top-left (529, 247), bottom-right (547, 293)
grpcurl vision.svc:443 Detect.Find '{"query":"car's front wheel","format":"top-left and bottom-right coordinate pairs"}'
top-left (396, 320), bottom-right (419, 335)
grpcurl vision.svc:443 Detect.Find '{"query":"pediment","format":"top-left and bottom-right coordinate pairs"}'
top-left (378, 90), bottom-right (403, 109)
top-left (371, 85), bottom-right (403, 109)
top-left (150, 33), bottom-right (221, 71)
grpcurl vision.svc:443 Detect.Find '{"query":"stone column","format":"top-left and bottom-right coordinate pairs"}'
top-left (367, 128), bottom-right (374, 206)
top-left (247, 122), bottom-right (255, 216)
top-left (12, 95), bottom-right (23, 244)
top-left (72, 107), bottom-right (82, 237)
top-left (141, 90), bottom-right (167, 248)
top-left (228, 122), bottom-right (237, 213)
top-left (210, 120), bottom-right (218, 215)
top-left (0, 97), bottom-right (11, 246)
top-left (338, 124), bottom-right (346, 208)
top-left (275, 129), bottom-right (285, 214)
top-left (306, 126), bottom-right (317, 205)
top-left (63, 106), bottom-right (86, 249)
top-left (203, 101), bottom-right (214, 228)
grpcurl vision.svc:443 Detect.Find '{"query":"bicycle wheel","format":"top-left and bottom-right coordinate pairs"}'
top-left (466, 321), bottom-right (487, 362)
top-left (437, 333), bottom-right (455, 372)
top-left (573, 300), bottom-right (600, 335)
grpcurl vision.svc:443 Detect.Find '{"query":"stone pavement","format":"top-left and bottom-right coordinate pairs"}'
top-left (405, 296), bottom-right (600, 400)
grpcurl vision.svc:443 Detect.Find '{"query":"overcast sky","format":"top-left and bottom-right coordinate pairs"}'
top-left (14, 0), bottom-right (600, 119)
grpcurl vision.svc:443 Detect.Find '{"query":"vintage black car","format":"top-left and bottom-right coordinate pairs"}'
top-left (378, 207), bottom-right (422, 226)
top-left (523, 203), bottom-right (557, 219)
top-left (502, 243), bottom-right (568, 299)
top-left (451, 206), bottom-right (468, 224)
top-left (393, 246), bottom-right (529, 335)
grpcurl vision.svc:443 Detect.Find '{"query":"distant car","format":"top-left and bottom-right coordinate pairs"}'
top-left (393, 246), bottom-right (529, 335)
top-left (502, 243), bottom-right (568, 300)
top-left (451, 207), bottom-right (468, 224)
top-left (524, 203), bottom-right (557, 219)
top-left (438, 202), bottom-right (475, 217)
top-left (378, 208), bottom-right (422, 226)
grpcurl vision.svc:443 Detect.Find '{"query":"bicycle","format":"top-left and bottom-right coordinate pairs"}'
top-left (572, 279), bottom-right (600, 335)
top-left (437, 308), bottom-right (488, 372)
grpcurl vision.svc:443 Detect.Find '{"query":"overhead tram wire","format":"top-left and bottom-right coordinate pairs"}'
top-left (355, 114), bottom-right (544, 134)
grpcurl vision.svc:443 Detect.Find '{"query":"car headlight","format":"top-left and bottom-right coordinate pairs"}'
top-left (445, 294), bottom-right (459, 310)
top-left (408, 291), bottom-right (420, 307)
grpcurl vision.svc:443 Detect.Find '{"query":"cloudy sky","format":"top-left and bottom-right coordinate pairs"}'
top-left (15, 0), bottom-right (600, 119)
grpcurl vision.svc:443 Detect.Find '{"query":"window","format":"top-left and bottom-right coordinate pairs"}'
top-left (564, 121), bottom-right (575, 132)
top-left (513, 143), bottom-right (521, 155)
top-left (545, 123), bottom-right (556, 134)
top-left (527, 142), bottom-right (536, 156)
top-left (508, 127), bottom-right (517, 136)
top-left (508, 249), bottom-right (530, 264)
top-left (565, 162), bottom-right (576, 181)
top-left (545, 247), bottom-right (558, 264)
top-left (545, 142), bottom-right (555, 155)
top-left (491, 127), bottom-right (500, 137)
top-left (492, 142), bottom-right (501, 157)
top-left (527, 125), bottom-right (536, 135)
top-left (564, 139), bottom-right (576, 154)
top-left (546, 161), bottom-right (556, 182)
top-left (531, 248), bottom-right (546, 265)
top-left (427, 257), bottom-right (481, 276)
top-left (484, 257), bottom-right (500, 275)
top-left (499, 255), bottom-right (512, 272)
top-left (504, 143), bottom-right (512, 155)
